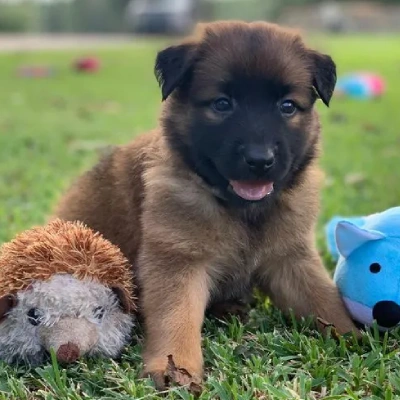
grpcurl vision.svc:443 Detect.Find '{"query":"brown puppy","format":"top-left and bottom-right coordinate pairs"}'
top-left (55, 21), bottom-right (358, 389)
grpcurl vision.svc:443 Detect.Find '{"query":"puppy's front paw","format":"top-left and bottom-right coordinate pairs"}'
top-left (142, 355), bottom-right (203, 395)
top-left (142, 369), bottom-right (168, 391)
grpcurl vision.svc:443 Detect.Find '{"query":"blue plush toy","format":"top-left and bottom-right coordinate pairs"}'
top-left (326, 207), bottom-right (400, 330)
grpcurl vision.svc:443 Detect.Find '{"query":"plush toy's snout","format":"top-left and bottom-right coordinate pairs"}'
top-left (41, 317), bottom-right (98, 364)
top-left (372, 301), bottom-right (400, 329)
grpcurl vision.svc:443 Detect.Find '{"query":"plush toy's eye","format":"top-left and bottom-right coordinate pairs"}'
top-left (93, 306), bottom-right (105, 320)
top-left (27, 308), bottom-right (43, 326)
top-left (370, 263), bottom-right (381, 273)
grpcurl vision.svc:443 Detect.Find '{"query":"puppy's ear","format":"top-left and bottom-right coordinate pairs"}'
top-left (310, 50), bottom-right (337, 107)
top-left (0, 294), bottom-right (17, 323)
top-left (111, 286), bottom-right (135, 314)
top-left (154, 43), bottom-right (196, 101)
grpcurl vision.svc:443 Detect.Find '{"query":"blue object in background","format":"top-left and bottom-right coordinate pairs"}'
top-left (335, 72), bottom-right (385, 99)
top-left (336, 76), bottom-right (370, 99)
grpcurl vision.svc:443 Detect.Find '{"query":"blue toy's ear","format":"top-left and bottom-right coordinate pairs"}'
top-left (325, 216), bottom-right (366, 261)
top-left (336, 221), bottom-right (386, 258)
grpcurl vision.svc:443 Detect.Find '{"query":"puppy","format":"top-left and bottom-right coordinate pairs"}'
top-left (55, 21), bottom-right (358, 389)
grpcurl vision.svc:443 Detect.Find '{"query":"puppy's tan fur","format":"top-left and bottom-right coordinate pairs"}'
top-left (56, 21), bottom-right (357, 389)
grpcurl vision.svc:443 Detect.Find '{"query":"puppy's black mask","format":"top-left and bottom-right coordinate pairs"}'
top-left (155, 22), bottom-right (336, 208)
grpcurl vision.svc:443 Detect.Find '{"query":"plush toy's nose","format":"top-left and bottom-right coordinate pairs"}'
top-left (56, 342), bottom-right (80, 363)
top-left (372, 301), bottom-right (400, 328)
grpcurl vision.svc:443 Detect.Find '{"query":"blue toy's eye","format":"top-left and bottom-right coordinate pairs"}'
top-left (370, 263), bottom-right (381, 273)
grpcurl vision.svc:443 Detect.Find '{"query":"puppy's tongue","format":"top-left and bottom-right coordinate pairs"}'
top-left (230, 180), bottom-right (274, 201)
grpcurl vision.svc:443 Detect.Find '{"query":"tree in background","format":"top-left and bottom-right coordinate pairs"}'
top-left (0, 1), bottom-right (40, 32)
top-left (37, 0), bottom-right (132, 33)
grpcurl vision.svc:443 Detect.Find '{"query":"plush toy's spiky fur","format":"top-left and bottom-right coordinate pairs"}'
top-left (0, 219), bottom-right (135, 310)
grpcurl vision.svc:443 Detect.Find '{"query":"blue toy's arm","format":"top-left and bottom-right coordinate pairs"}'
top-left (325, 216), bottom-right (366, 261)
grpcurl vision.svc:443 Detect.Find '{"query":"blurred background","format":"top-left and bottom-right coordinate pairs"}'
top-left (1, 0), bottom-right (400, 36)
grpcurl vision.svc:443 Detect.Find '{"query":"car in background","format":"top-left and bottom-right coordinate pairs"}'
top-left (126, 0), bottom-right (199, 35)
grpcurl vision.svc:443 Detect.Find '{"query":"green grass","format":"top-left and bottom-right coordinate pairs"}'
top-left (1, 34), bottom-right (400, 399)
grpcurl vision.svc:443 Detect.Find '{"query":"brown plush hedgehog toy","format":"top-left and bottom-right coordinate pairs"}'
top-left (0, 219), bottom-right (136, 365)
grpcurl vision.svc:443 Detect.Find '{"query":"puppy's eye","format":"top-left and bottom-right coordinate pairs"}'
top-left (27, 308), bottom-right (43, 326)
top-left (212, 97), bottom-right (233, 113)
top-left (93, 306), bottom-right (105, 320)
top-left (370, 263), bottom-right (381, 273)
top-left (279, 100), bottom-right (297, 117)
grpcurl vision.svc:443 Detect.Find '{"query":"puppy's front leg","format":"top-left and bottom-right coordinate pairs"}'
top-left (259, 246), bottom-right (358, 335)
top-left (140, 251), bottom-right (210, 390)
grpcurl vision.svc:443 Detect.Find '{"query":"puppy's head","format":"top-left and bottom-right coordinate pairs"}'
top-left (155, 21), bottom-right (336, 206)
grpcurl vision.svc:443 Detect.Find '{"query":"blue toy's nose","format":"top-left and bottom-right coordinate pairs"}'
top-left (372, 301), bottom-right (400, 328)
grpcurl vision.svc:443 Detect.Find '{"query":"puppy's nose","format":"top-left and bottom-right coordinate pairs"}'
top-left (242, 147), bottom-right (275, 173)
top-left (56, 342), bottom-right (80, 363)
top-left (372, 301), bottom-right (400, 328)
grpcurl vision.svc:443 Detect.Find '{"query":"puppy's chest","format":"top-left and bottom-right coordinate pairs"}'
top-left (209, 232), bottom-right (265, 302)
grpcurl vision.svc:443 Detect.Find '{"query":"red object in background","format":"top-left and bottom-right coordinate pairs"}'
top-left (73, 57), bottom-right (100, 73)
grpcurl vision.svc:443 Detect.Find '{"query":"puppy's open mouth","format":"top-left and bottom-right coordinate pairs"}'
top-left (229, 180), bottom-right (274, 201)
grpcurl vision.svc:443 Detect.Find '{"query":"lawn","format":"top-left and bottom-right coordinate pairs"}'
top-left (0, 34), bottom-right (400, 399)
